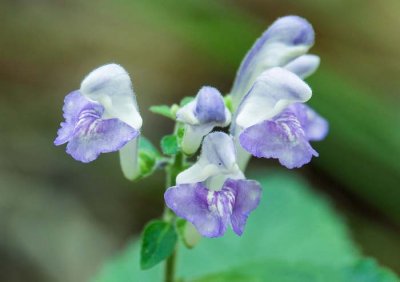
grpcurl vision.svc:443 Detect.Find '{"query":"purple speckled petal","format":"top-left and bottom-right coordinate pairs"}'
top-left (55, 91), bottom-right (138, 163)
top-left (164, 183), bottom-right (231, 237)
top-left (288, 103), bottom-right (329, 141)
top-left (224, 179), bottom-right (262, 236)
top-left (239, 110), bottom-right (318, 169)
top-left (231, 16), bottom-right (315, 108)
top-left (66, 117), bottom-right (139, 163)
top-left (195, 86), bottom-right (226, 123)
top-left (54, 90), bottom-right (101, 145)
top-left (165, 178), bottom-right (262, 237)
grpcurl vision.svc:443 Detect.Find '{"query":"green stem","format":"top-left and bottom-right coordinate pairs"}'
top-left (164, 151), bottom-right (184, 282)
top-left (164, 243), bottom-right (177, 282)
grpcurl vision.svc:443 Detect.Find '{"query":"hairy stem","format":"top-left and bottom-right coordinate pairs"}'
top-left (164, 243), bottom-right (177, 282)
top-left (164, 151), bottom-right (184, 282)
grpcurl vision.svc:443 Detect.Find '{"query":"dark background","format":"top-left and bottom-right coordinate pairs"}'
top-left (1, 1), bottom-right (399, 281)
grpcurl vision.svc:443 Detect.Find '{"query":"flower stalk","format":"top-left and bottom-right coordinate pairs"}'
top-left (164, 151), bottom-right (185, 282)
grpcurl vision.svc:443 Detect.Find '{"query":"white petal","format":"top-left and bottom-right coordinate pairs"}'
top-left (119, 138), bottom-right (140, 181)
top-left (176, 100), bottom-right (199, 125)
top-left (176, 132), bottom-right (242, 187)
top-left (181, 124), bottom-right (214, 155)
top-left (284, 54), bottom-right (320, 79)
top-left (180, 108), bottom-right (231, 155)
top-left (235, 67), bottom-right (312, 129)
top-left (80, 64), bottom-right (142, 130)
top-left (235, 136), bottom-right (252, 170)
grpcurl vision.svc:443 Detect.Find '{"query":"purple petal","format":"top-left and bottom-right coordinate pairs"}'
top-left (66, 117), bottom-right (139, 163)
top-left (176, 87), bottom-right (231, 155)
top-left (164, 183), bottom-right (230, 237)
top-left (239, 110), bottom-right (318, 169)
top-left (288, 103), bottom-right (329, 141)
top-left (224, 179), bottom-right (262, 236)
top-left (195, 86), bottom-right (226, 123)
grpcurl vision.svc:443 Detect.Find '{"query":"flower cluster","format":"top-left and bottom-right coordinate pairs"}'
top-left (55, 16), bottom-right (328, 238)
top-left (164, 16), bottom-right (328, 237)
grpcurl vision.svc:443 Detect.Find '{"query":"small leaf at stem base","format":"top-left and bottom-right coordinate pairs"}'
top-left (140, 220), bottom-right (177, 270)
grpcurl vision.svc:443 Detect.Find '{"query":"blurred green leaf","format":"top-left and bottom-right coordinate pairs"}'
top-left (191, 259), bottom-right (399, 282)
top-left (308, 70), bottom-right (400, 222)
top-left (140, 220), bottom-right (177, 270)
top-left (161, 135), bottom-right (179, 155)
top-left (150, 104), bottom-right (179, 120)
top-left (191, 273), bottom-right (257, 282)
top-left (150, 105), bottom-right (176, 120)
top-left (345, 259), bottom-right (399, 282)
top-left (91, 172), bottom-right (398, 282)
top-left (176, 126), bottom-right (185, 143)
top-left (138, 136), bottom-right (161, 179)
top-left (139, 136), bottom-right (160, 155)
top-left (180, 96), bottom-right (194, 107)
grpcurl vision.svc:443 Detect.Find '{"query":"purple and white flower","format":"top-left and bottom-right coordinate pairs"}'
top-left (176, 86), bottom-right (231, 155)
top-left (232, 67), bottom-right (328, 169)
top-left (165, 132), bottom-right (262, 237)
top-left (230, 15), bottom-right (319, 110)
top-left (54, 64), bottom-right (143, 180)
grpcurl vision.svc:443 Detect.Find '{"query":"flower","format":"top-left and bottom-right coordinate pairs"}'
top-left (164, 132), bottom-right (262, 237)
top-left (239, 103), bottom-right (328, 169)
top-left (54, 64), bottom-right (143, 180)
top-left (176, 86), bottom-right (231, 155)
top-left (228, 15), bottom-right (328, 169)
top-left (230, 15), bottom-right (319, 110)
top-left (232, 67), bottom-right (328, 169)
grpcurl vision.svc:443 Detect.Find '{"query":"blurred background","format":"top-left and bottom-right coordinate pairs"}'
top-left (1, 0), bottom-right (399, 281)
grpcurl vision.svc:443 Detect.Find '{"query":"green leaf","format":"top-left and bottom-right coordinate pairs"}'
top-left (91, 171), bottom-right (399, 281)
top-left (345, 259), bottom-right (399, 282)
top-left (180, 96), bottom-right (194, 106)
top-left (149, 105), bottom-right (176, 120)
top-left (176, 126), bottom-right (185, 143)
top-left (161, 135), bottom-right (179, 155)
top-left (138, 137), bottom-right (161, 178)
top-left (140, 220), bottom-right (177, 270)
top-left (191, 259), bottom-right (399, 282)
